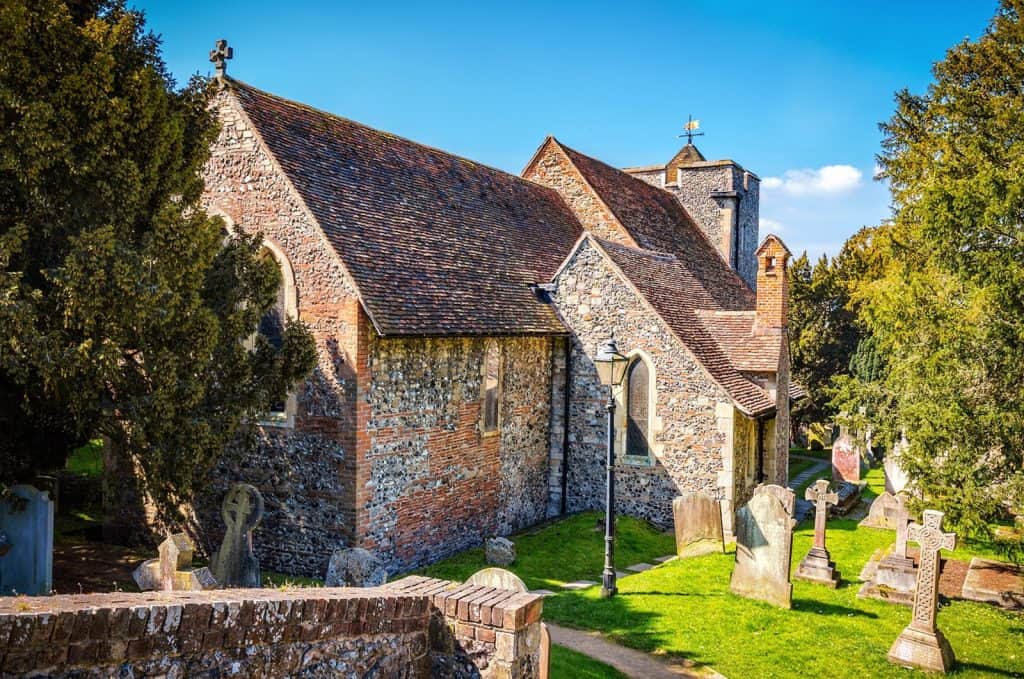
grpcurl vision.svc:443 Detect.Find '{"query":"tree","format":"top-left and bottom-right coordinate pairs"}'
top-left (836, 0), bottom-right (1024, 533)
top-left (0, 1), bottom-right (316, 520)
top-left (787, 248), bottom-right (860, 442)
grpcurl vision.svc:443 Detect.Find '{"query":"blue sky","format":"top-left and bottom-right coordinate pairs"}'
top-left (137, 0), bottom-right (997, 260)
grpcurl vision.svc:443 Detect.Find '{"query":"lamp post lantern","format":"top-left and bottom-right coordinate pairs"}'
top-left (594, 337), bottom-right (629, 598)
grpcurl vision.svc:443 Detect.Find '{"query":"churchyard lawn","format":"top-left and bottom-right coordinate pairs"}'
top-left (418, 467), bottom-right (1024, 678)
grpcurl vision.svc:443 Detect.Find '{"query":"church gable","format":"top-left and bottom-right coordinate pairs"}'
top-left (522, 137), bottom-right (637, 247)
top-left (228, 80), bottom-right (583, 337)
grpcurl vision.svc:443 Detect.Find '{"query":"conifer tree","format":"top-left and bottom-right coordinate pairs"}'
top-left (0, 0), bottom-right (316, 519)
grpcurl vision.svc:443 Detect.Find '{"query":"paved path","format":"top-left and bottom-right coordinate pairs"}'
top-left (548, 623), bottom-right (720, 679)
top-left (788, 457), bottom-right (830, 491)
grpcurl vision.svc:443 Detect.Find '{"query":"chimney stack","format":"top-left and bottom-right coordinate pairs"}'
top-left (753, 235), bottom-right (791, 335)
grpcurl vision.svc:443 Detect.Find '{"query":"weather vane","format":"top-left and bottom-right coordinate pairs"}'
top-left (677, 114), bottom-right (704, 145)
top-left (210, 39), bottom-right (233, 78)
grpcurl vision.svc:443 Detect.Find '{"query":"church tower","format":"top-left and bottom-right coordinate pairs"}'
top-left (624, 143), bottom-right (760, 290)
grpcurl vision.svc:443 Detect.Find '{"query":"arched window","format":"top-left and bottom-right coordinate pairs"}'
top-left (625, 358), bottom-right (651, 459)
top-left (255, 242), bottom-right (298, 427)
top-left (482, 342), bottom-right (501, 433)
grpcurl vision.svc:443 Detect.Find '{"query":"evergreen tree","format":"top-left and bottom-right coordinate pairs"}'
top-left (837, 0), bottom-right (1024, 532)
top-left (0, 1), bottom-right (316, 519)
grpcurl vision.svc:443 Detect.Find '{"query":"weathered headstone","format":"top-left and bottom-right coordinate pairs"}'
top-left (133, 533), bottom-right (217, 591)
top-left (672, 492), bottom-right (724, 558)
top-left (888, 509), bottom-right (957, 673)
top-left (858, 493), bottom-right (918, 605)
top-left (829, 481), bottom-right (863, 516)
top-left (324, 547), bottom-right (387, 588)
top-left (210, 483), bottom-right (264, 588)
top-left (730, 485), bottom-right (796, 608)
top-left (884, 442), bottom-right (910, 495)
top-left (860, 491), bottom-right (902, 530)
top-left (832, 431), bottom-right (861, 482)
top-left (485, 536), bottom-right (516, 566)
top-left (467, 567), bottom-right (528, 593)
top-left (795, 480), bottom-right (841, 587)
top-left (0, 485), bottom-right (53, 596)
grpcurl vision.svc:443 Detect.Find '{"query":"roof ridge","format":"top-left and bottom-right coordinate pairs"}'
top-left (591, 237), bottom-right (678, 262)
top-left (227, 77), bottom-right (547, 190)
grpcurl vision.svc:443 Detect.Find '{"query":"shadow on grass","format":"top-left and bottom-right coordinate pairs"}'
top-left (956, 663), bottom-right (1023, 678)
top-left (792, 598), bottom-right (879, 618)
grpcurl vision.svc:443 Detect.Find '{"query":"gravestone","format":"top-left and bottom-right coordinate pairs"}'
top-left (0, 485), bottom-right (53, 596)
top-left (324, 547), bottom-right (387, 587)
top-left (465, 567), bottom-right (549, 679)
top-left (485, 536), bottom-right (516, 566)
top-left (210, 483), bottom-right (264, 588)
top-left (884, 439), bottom-right (910, 495)
top-left (133, 533), bottom-right (217, 591)
top-left (672, 492), bottom-right (724, 557)
top-left (831, 431), bottom-right (861, 482)
top-left (829, 481), bottom-right (863, 516)
top-left (858, 493), bottom-right (918, 605)
top-left (860, 492), bottom-right (902, 529)
top-left (795, 480), bottom-right (841, 587)
top-left (467, 567), bottom-right (529, 593)
top-left (730, 485), bottom-right (796, 608)
top-left (888, 510), bottom-right (957, 673)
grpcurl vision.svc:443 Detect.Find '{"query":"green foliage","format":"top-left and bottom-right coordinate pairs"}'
top-left (0, 1), bottom-right (316, 520)
top-left (787, 250), bottom-right (860, 437)
top-left (65, 439), bottom-right (103, 477)
top-left (833, 0), bottom-right (1024, 534)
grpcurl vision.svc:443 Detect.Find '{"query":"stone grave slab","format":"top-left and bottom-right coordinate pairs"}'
top-left (829, 481), bottom-right (863, 516)
top-left (561, 580), bottom-right (597, 590)
top-left (730, 485), bottom-right (796, 608)
top-left (832, 432), bottom-right (861, 482)
top-left (625, 562), bottom-right (654, 573)
top-left (530, 589), bottom-right (556, 597)
top-left (653, 555), bottom-right (676, 563)
top-left (961, 557), bottom-right (1024, 610)
top-left (0, 485), bottom-right (53, 596)
top-left (672, 492), bottom-right (725, 558)
top-left (211, 483), bottom-right (264, 588)
top-left (133, 533), bottom-right (217, 592)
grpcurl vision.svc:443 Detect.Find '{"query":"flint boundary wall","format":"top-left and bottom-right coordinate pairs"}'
top-left (0, 577), bottom-right (543, 679)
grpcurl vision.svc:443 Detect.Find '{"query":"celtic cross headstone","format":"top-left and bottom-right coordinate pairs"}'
top-left (887, 509), bottom-right (957, 673)
top-left (210, 483), bottom-right (264, 588)
top-left (795, 479), bottom-right (841, 587)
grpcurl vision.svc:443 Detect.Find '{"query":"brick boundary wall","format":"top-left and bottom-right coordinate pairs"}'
top-left (0, 578), bottom-right (543, 679)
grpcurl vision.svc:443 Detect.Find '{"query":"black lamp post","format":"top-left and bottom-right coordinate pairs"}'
top-left (594, 337), bottom-right (628, 598)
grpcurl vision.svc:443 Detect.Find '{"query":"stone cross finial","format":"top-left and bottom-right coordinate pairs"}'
top-left (209, 39), bottom-right (233, 78)
top-left (805, 479), bottom-right (838, 551)
top-left (888, 509), bottom-right (957, 673)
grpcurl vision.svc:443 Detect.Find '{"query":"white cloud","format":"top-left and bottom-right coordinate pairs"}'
top-left (759, 217), bottom-right (784, 234)
top-left (762, 165), bottom-right (863, 196)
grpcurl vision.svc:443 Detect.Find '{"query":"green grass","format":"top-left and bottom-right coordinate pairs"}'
top-left (790, 446), bottom-right (831, 461)
top-left (65, 439), bottom-right (103, 477)
top-left (422, 467), bottom-right (1023, 678)
top-left (414, 513), bottom-right (676, 590)
top-left (550, 645), bottom-right (627, 679)
top-left (787, 457), bottom-right (818, 481)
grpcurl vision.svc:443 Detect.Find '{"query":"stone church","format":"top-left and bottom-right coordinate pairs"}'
top-left (200, 75), bottom-right (793, 577)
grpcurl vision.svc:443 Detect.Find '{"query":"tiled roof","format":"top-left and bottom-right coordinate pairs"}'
top-left (693, 310), bottom-right (782, 373)
top-left (593, 239), bottom-right (776, 416)
top-left (554, 141), bottom-right (755, 311)
top-left (229, 79), bottom-right (583, 336)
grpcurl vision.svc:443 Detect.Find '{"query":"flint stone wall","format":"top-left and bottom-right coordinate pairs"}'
top-left (0, 577), bottom-right (544, 679)
top-left (362, 334), bottom-right (556, 572)
top-left (551, 239), bottom-right (746, 530)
